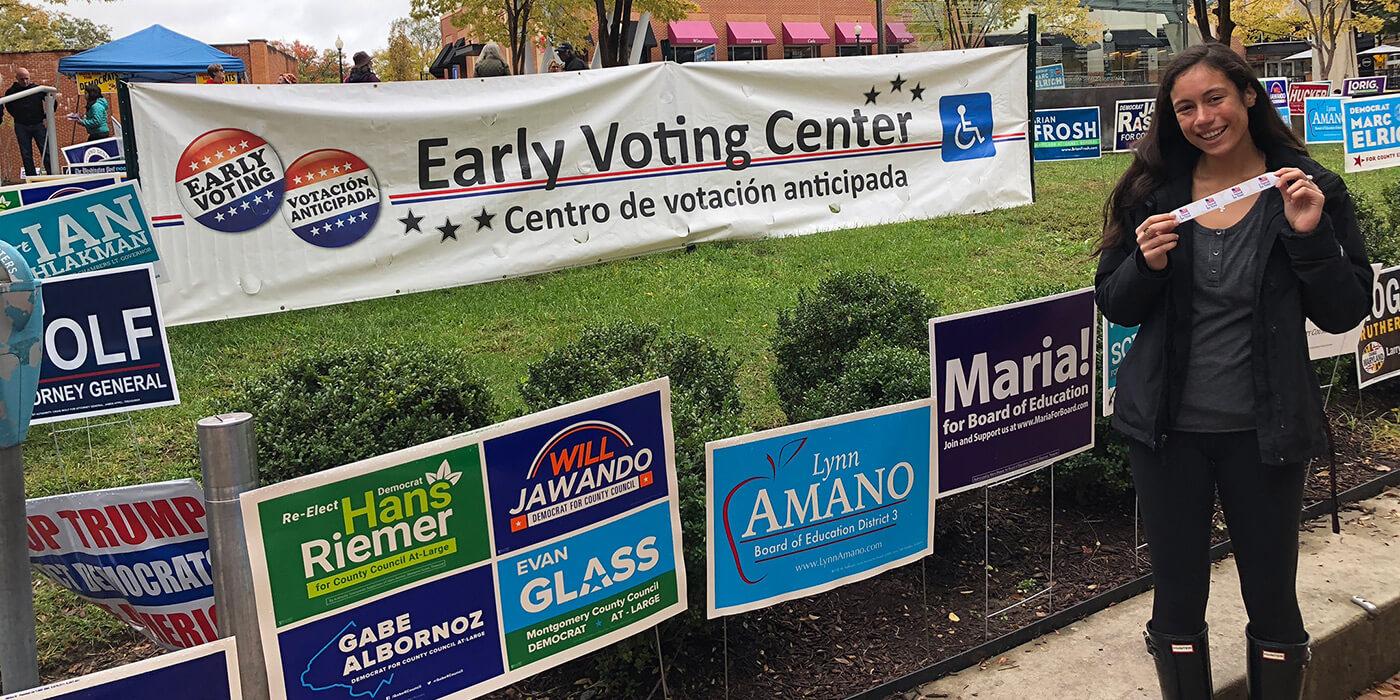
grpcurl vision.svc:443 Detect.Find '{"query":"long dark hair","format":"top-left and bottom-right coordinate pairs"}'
top-left (1096, 43), bottom-right (1305, 253)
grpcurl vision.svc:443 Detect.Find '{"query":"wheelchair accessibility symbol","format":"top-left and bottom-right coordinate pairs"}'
top-left (940, 92), bottom-right (996, 162)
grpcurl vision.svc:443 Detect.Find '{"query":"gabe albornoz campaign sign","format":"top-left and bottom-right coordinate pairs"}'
top-left (706, 400), bottom-right (933, 617)
top-left (931, 288), bottom-right (1096, 496)
top-left (0, 637), bottom-right (239, 700)
top-left (0, 181), bottom-right (159, 279)
top-left (33, 265), bottom-right (179, 424)
top-left (241, 379), bottom-right (686, 700)
top-left (25, 480), bottom-right (216, 651)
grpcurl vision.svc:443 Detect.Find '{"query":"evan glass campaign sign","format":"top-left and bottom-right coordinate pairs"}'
top-left (931, 288), bottom-right (1096, 497)
top-left (1102, 318), bottom-right (1138, 417)
top-left (1033, 107), bottom-right (1101, 161)
top-left (33, 265), bottom-right (180, 425)
top-left (1113, 99), bottom-right (1154, 152)
top-left (26, 479), bottom-right (216, 650)
top-left (1305, 97), bottom-right (1346, 144)
top-left (0, 638), bottom-right (239, 700)
top-left (1343, 93), bottom-right (1400, 173)
top-left (1288, 81), bottom-right (1330, 116)
top-left (241, 379), bottom-right (686, 700)
top-left (706, 400), bottom-right (932, 617)
top-left (1357, 265), bottom-right (1400, 388)
top-left (0, 181), bottom-right (159, 279)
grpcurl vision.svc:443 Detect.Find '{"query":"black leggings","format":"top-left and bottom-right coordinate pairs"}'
top-left (1128, 430), bottom-right (1308, 644)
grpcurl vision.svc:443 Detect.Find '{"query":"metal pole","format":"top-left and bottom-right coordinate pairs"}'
top-left (41, 95), bottom-right (59, 176)
top-left (115, 81), bottom-right (138, 181)
top-left (0, 445), bottom-right (39, 693)
top-left (877, 0), bottom-right (887, 55)
top-left (197, 413), bottom-right (270, 700)
top-left (1027, 13), bottom-right (1038, 200)
top-left (629, 12), bottom-right (653, 65)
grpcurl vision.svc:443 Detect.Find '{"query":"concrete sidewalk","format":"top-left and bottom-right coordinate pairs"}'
top-left (914, 488), bottom-right (1400, 700)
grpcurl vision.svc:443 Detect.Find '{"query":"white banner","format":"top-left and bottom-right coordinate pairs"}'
top-left (131, 48), bottom-right (1032, 325)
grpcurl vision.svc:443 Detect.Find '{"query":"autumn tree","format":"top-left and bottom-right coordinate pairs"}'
top-left (1353, 0), bottom-right (1399, 34)
top-left (0, 0), bottom-right (111, 51)
top-left (1296, 0), bottom-right (1385, 79)
top-left (1232, 0), bottom-right (1307, 42)
top-left (269, 40), bottom-right (345, 83)
top-left (377, 17), bottom-right (441, 80)
top-left (895, 0), bottom-right (1101, 49)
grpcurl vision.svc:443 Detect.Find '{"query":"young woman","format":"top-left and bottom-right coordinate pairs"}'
top-left (68, 84), bottom-right (110, 140)
top-left (1095, 43), bottom-right (1372, 699)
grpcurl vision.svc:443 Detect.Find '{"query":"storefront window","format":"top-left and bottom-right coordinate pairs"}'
top-left (673, 47), bottom-right (698, 63)
top-left (784, 46), bottom-right (817, 59)
top-left (836, 45), bottom-right (871, 57)
top-left (728, 46), bottom-right (767, 61)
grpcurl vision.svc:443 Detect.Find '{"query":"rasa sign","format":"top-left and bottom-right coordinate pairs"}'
top-left (241, 380), bottom-right (686, 700)
top-left (32, 265), bottom-right (180, 424)
top-left (1113, 99), bottom-right (1154, 152)
top-left (930, 288), bottom-right (1096, 496)
top-left (706, 400), bottom-right (932, 617)
top-left (1033, 107), bottom-right (1101, 161)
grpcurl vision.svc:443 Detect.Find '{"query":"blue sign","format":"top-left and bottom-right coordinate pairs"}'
top-left (1113, 99), bottom-right (1154, 152)
top-left (1035, 64), bottom-right (1066, 90)
top-left (0, 181), bottom-right (159, 279)
top-left (1033, 106), bottom-right (1101, 161)
top-left (61, 137), bottom-right (123, 166)
top-left (65, 161), bottom-right (126, 176)
top-left (1344, 75), bottom-right (1387, 96)
top-left (707, 401), bottom-right (932, 617)
top-left (0, 638), bottom-right (236, 699)
top-left (940, 92), bottom-right (996, 162)
top-left (1102, 318), bottom-right (1139, 417)
top-left (694, 44), bottom-right (716, 62)
top-left (277, 565), bottom-right (504, 700)
top-left (931, 288), bottom-right (1096, 496)
top-left (1263, 77), bottom-right (1290, 116)
top-left (32, 265), bottom-right (180, 425)
top-left (1342, 93), bottom-right (1400, 173)
top-left (14, 175), bottom-right (124, 207)
top-left (1305, 96), bottom-right (1346, 144)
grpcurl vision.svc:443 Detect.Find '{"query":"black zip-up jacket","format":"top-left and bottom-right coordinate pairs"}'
top-left (4, 82), bottom-right (47, 125)
top-left (1095, 147), bottom-right (1373, 464)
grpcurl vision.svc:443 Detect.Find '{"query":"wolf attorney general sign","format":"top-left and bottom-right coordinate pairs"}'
top-left (130, 47), bottom-right (1032, 325)
top-left (706, 400), bottom-right (933, 617)
top-left (241, 379), bottom-right (685, 700)
top-left (930, 288), bottom-right (1097, 496)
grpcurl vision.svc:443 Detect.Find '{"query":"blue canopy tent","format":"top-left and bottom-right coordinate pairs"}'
top-left (56, 25), bottom-right (245, 180)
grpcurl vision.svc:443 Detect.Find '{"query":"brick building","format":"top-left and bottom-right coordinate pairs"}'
top-left (440, 0), bottom-right (920, 72)
top-left (0, 40), bottom-right (295, 183)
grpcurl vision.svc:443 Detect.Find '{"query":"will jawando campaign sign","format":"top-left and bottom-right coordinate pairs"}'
top-left (25, 480), bottom-right (216, 650)
top-left (32, 265), bottom-right (180, 424)
top-left (1357, 265), bottom-right (1400, 388)
top-left (0, 637), bottom-right (239, 700)
top-left (131, 47), bottom-right (1032, 325)
top-left (931, 289), bottom-right (1096, 496)
top-left (0, 181), bottom-right (159, 279)
top-left (241, 379), bottom-right (686, 700)
top-left (706, 400), bottom-right (932, 617)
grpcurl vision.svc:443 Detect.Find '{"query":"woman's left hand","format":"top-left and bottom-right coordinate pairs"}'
top-left (1275, 167), bottom-right (1325, 235)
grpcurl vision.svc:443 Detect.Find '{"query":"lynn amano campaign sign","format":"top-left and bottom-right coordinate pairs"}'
top-left (241, 379), bottom-right (685, 700)
top-left (131, 46), bottom-right (1031, 325)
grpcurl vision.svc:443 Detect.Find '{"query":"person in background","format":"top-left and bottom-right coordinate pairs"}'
top-left (4, 68), bottom-right (49, 177)
top-left (557, 43), bottom-right (587, 71)
top-left (547, 59), bottom-right (563, 73)
top-left (474, 42), bottom-right (511, 77)
top-left (68, 83), bottom-right (110, 141)
top-left (346, 51), bottom-right (380, 83)
top-left (277, 73), bottom-right (298, 84)
top-left (206, 63), bottom-right (226, 83)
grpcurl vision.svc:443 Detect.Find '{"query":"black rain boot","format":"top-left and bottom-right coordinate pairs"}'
top-left (1246, 626), bottom-right (1310, 700)
top-left (1144, 621), bottom-right (1214, 699)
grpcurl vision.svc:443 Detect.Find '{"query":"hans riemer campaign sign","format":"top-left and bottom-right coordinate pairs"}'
top-left (32, 265), bottom-right (180, 424)
top-left (1305, 97), bottom-right (1346, 144)
top-left (130, 47), bottom-right (1032, 325)
top-left (1113, 99), bottom-right (1154, 152)
top-left (241, 379), bottom-right (685, 700)
top-left (0, 638), bottom-right (239, 700)
top-left (0, 181), bottom-right (159, 279)
top-left (706, 400), bottom-right (933, 617)
top-left (1033, 106), bottom-right (1101, 161)
top-left (25, 480), bottom-right (216, 650)
top-left (1343, 93), bottom-right (1400, 173)
top-left (931, 288), bottom-right (1096, 496)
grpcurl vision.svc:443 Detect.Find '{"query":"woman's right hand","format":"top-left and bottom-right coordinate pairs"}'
top-left (1135, 213), bottom-right (1180, 272)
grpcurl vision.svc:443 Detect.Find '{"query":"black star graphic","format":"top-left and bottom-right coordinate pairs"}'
top-left (890, 74), bottom-right (906, 92)
top-left (437, 218), bottom-right (460, 242)
top-left (910, 83), bottom-right (925, 101)
top-left (399, 209), bottom-right (424, 234)
top-left (864, 86), bottom-right (880, 105)
top-left (473, 207), bottom-right (495, 231)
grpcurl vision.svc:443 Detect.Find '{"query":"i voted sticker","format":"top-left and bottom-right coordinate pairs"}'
top-left (281, 149), bottom-right (382, 248)
top-left (1171, 173), bottom-right (1279, 224)
top-left (176, 128), bottom-right (285, 233)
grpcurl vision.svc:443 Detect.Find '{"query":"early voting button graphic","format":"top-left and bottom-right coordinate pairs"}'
top-left (176, 128), bottom-right (285, 233)
top-left (940, 92), bottom-right (996, 162)
top-left (281, 149), bottom-right (382, 248)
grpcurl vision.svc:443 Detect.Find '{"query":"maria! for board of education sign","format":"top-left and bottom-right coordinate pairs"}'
top-left (705, 400), bottom-right (932, 618)
top-left (1305, 97), bottom-right (1346, 144)
top-left (0, 637), bottom-right (239, 700)
top-left (1357, 265), bottom-right (1400, 388)
top-left (931, 288), bottom-right (1096, 497)
top-left (241, 379), bottom-right (686, 700)
top-left (0, 181), bottom-right (159, 279)
top-left (1033, 106), bottom-right (1101, 161)
top-left (1113, 99), bottom-right (1154, 152)
top-left (1342, 93), bottom-right (1400, 173)
top-left (33, 265), bottom-right (180, 425)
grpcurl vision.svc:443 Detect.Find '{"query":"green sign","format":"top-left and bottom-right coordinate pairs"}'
top-left (0, 191), bottom-right (18, 211)
top-left (253, 443), bottom-right (491, 626)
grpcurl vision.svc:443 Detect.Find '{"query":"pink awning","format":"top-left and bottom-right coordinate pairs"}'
top-left (834, 22), bottom-right (877, 45)
top-left (726, 21), bottom-right (777, 46)
top-left (782, 22), bottom-right (830, 45)
top-left (668, 20), bottom-right (718, 47)
top-left (885, 22), bottom-right (915, 45)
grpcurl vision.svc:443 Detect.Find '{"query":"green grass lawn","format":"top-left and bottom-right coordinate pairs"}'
top-left (24, 145), bottom-right (1400, 679)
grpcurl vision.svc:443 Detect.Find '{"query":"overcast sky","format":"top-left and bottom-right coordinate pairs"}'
top-left (42, 0), bottom-right (418, 53)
